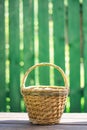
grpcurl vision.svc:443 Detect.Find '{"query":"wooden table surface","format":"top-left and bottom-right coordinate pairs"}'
top-left (0, 113), bottom-right (87, 130)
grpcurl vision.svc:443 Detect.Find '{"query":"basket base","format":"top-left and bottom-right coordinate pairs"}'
top-left (29, 118), bottom-right (61, 125)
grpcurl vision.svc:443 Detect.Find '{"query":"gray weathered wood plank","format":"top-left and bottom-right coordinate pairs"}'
top-left (0, 113), bottom-right (87, 125)
top-left (1, 113), bottom-right (87, 130)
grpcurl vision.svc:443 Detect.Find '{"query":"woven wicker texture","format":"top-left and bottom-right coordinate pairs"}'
top-left (21, 63), bottom-right (69, 125)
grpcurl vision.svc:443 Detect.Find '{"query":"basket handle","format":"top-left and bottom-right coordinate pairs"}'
top-left (22, 63), bottom-right (68, 88)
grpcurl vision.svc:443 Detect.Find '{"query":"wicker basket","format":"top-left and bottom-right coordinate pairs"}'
top-left (21, 63), bottom-right (69, 125)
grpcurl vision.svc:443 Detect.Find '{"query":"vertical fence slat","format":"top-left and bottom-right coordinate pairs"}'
top-left (23, 0), bottom-right (34, 86)
top-left (83, 0), bottom-right (87, 112)
top-left (38, 0), bottom-right (49, 85)
top-left (68, 0), bottom-right (81, 112)
top-left (53, 0), bottom-right (65, 86)
top-left (0, 0), bottom-right (6, 111)
top-left (9, 0), bottom-right (21, 111)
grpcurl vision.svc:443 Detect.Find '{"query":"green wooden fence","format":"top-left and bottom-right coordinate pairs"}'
top-left (0, 0), bottom-right (87, 112)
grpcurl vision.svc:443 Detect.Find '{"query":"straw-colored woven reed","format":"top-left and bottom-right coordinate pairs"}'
top-left (21, 63), bottom-right (69, 125)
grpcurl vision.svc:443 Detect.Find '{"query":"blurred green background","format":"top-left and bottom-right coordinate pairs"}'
top-left (0, 0), bottom-right (87, 112)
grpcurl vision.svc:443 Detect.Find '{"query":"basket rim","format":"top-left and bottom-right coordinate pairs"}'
top-left (22, 85), bottom-right (68, 89)
top-left (21, 85), bottom-right (69, 96)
